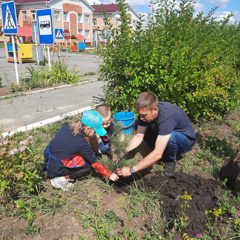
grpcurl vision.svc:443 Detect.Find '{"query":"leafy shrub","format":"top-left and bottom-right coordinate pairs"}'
top-left (99, 0), bottom-right (240, 119)
top-left (47, 59), bottom-right (80, 85)
top-left (11, 60), bottom-right (81, 92)
top-left (0, 136), bottom-right (43, 203)
top-left (0, 75), bottom-right (2, 87)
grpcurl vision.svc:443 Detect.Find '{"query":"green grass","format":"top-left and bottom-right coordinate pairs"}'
top-left (0, 109), bottom-right (240, 239)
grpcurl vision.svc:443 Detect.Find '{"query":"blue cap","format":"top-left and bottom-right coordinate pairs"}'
top-left (82, 111), bottom-right (107, 136)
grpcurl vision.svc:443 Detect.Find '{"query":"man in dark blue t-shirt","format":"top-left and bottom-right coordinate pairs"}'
top-left (117, 92), bottom-right (196, 177)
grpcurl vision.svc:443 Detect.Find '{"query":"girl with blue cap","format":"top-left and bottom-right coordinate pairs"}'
top-left (43, 110), bottom-right (119, 191)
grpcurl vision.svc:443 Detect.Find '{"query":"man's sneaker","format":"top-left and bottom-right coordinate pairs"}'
top-left (50, 177), bottom-right (74, 191)
top-left (163, 160), bottom-right (176, 177)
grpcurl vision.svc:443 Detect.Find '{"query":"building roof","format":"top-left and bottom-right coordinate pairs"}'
top-left (0, 26), bottom-right (32, 36)
top-left (92, 3), bottom-right (139, 18)
top-left (1, 0), bottom-right (47, 3)
top-left (92, 4), bottom-right (118, 13)
top-left (70, 34), bottom-right (86, 40)
top-left (18, 26), bottom-right (32, 37)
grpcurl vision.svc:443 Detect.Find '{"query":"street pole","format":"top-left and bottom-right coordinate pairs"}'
top-left (47, 45), bottom-right (51, 67)
top-left (11, 35), bottom-right (19, 84)
top-left (33, 24), bottom-right (39, 65)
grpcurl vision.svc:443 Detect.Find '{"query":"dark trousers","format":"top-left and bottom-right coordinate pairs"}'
top-left (61, 162), bottom-right (92, 180)
top-left (135, 119), bottom-right (194, 162)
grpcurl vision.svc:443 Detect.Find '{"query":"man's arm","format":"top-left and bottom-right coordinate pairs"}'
top-left (125, 125), bottom-right (147, 152)
top-left (117, 134), bottom-right (171, 176)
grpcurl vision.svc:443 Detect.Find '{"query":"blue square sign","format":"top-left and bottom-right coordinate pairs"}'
top-left (55, 29), bottom-right (63, 39)
top-left (37, 9), bottom-right (54, 44)
top-left (1, 1), bottom-right (18, 35)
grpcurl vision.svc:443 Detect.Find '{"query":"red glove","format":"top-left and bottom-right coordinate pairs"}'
top-left (91, 161), bottom-right (112, 178)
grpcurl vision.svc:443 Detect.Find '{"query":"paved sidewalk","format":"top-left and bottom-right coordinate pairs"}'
top-left (0, 48), bottom-right (106, 134)
top-left (0, 48), bottom-right (102, 87)
top-left (0, 79), bottom-right (105, 133)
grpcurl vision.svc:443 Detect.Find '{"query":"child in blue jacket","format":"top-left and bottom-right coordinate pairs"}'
top-left (44, 111), bottom-right (119, 191)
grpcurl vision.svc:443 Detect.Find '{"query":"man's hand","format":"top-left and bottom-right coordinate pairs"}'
top-left (117, 166), bottom-right (131, 177)
top-left (109, 173), bottom-right (119, 181)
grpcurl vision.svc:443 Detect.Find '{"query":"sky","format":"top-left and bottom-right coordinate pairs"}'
top-left (87, 0), bottom-right (240, 24)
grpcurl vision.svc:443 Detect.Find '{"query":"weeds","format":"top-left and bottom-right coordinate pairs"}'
top-left (173, 192), bottom-right (192, 233)
top-left (0, 94), bottom-right (240, 239)
top-left (9, 59), bottom-right (81, 93)
top-left (0, 135), bottom-right (44, 203)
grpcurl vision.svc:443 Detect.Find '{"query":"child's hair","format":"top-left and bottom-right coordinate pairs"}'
top-left (135, 92), bottom-right (158, 111)
top-left (68, 114), bottom-right (85, 136)
top-left (95, 104), bottom-right (111, 118)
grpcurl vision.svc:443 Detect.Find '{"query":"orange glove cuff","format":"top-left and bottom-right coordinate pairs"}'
top-left (91, 161), bottom-right (112, 178)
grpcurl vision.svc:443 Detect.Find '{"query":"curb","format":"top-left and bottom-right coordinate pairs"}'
top-left (1, 105), bottom-right (94, 137)
top-left (0, 79), bottom-right (99, 100)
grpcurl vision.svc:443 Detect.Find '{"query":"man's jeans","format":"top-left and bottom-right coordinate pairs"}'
top-left (135, 120), bottom-right (194, 162)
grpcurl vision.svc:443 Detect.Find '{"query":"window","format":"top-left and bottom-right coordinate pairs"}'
top-left (85, 14), bottom-right (89, 24)
top-left (31, 10), bottom-right (36, 21)
top-left (93, 18), bottom-right (97, 26)
top-left (133, 20), bottom-right (136, 26)
top-left (104, 19), bottom-right (108, 26)
top-left (63, 12), bottom-right (68, 22)
top-left (22, 11), bottom-right (27, 21)
top-left (85, 30), bottom-right (90, 38)
top-left (54, 10), bottom-right (60, 21)
top-left (116, 19), bottom-right (119, 26)
top-left (78, 29), bottom-right (82, 35)
top-left (78, 14), bottom-right (82, 23)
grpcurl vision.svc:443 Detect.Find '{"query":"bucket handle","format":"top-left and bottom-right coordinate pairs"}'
top-left (122, 122), bottom-right (134, 130)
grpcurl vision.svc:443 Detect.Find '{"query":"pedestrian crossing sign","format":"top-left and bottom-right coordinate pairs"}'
top-left (1, 1), bottom-right (18, 35)
top-left (55, 29), bottom-right (64, 39)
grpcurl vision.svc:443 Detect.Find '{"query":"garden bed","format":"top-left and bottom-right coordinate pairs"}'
top-left (0, 109), bottom-right (239, 239)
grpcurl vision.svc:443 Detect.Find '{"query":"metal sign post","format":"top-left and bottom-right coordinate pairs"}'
top-left (33, 24), bottom-right (39, 65)
top-left (1, 1), bottom-right (19, 84)
top-left (63, 29), bottom-right (70, 59)
top-left (11, 35), bottom-right (19, 84)
top-left (55, 28), bottom-right (63, 58)
top-left (47, 45), bottom-right (51, 68)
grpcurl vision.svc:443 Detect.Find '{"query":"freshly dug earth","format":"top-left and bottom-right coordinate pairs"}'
top-left (141, 171), bottom-right (225, 237)
top-left (116, 170), bottom-right (230, 238)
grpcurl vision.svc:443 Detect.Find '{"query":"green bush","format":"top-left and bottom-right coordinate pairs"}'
top-left (0, 136), bottom-right (43, 203)
top-left (99, 0), bottom-right (240, 119)
top-left (47, 60), bottom-right (80, 85)
top-left (13, 60), bottom-right (81, 92)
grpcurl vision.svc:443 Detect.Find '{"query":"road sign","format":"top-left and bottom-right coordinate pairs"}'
top-left (32, 45), bottom-right (44, 61)
top-left (31, 22), bottom-right (40, 43)
top-left (93, 30), bottom-right (100, 41)
top-left (100, 28), bottom-right (111, 42)
top-left (1, 1), bottom-right (18, 35)
top-left (63, 29), bottom-right (70, 40)
top-left (55, 29), bottom-right (63, 39)
top-left (37, 9), bottom-right (54, 44)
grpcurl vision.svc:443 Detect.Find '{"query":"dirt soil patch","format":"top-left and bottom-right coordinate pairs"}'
top-left (136, 171), bottom-right (227, 237)
top-left (0, 109), bottom-right (239, 239)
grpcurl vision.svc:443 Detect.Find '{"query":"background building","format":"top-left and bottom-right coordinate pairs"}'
top-left (0, 1), bottom-right (139, 45)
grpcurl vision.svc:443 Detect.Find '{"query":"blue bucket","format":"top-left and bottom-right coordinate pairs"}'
top-left (113, 112), bottom-right (135, 134)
